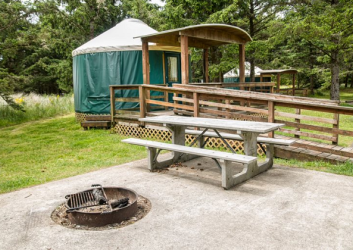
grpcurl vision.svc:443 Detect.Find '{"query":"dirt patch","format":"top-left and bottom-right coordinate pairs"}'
top-left (51, 195), bottom-right (151, 231)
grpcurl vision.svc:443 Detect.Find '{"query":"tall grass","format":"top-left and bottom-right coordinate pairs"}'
top-left (0, 93), bottom-right (74, 127)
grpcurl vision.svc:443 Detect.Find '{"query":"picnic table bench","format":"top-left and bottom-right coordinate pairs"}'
top-left (123, 116), bottom-right (289, 189)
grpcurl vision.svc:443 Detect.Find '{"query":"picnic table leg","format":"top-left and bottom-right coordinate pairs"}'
top-left (240, 132), bottom-right (259, 157)
top-left (218, 131), bottom-right (274, 188)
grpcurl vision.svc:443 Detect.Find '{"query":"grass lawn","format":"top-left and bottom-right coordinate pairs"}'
top-left (0, 114), bottom-right (146, 194)
top-left (1, 113), bottom-right (352, 194)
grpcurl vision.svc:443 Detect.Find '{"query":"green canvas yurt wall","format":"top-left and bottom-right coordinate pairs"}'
top-left (72, 19), bottom-right (180, 114)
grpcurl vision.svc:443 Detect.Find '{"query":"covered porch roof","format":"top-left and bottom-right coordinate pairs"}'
top-left (137, 24), bottom-right (252, 85)
top-left (136, 24), bottom-right (252, 48)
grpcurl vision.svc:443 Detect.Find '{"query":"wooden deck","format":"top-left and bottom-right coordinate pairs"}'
top-left (109, 84), bottom-right (353, 164)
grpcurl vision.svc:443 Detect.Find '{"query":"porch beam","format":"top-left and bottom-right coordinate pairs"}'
top-left (180, 29), bottom-right (246, 45)
top-left (203, 48), bottom-right (209, 83)
top-left (142, 39), bottom-right (150, 84)
top-left (181, 35), bottom-right (189, 84)
top-left (239, 44), bottom-right (246, 85)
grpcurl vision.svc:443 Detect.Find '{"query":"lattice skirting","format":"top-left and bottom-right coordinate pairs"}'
top-left (75, 112), bottom-right (110, 122)
top-left (114, 124), bottom-right (265, 156)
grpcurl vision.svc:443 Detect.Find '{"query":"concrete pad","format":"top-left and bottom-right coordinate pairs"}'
top-left (1, 155), bottom-right (353, 250)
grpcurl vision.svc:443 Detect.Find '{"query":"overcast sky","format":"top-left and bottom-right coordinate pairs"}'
top-left (149, 0), bottom-right (165, 6)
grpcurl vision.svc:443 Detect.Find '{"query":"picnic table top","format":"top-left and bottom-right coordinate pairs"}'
top-left (139, 116), bottom-right (284, 133)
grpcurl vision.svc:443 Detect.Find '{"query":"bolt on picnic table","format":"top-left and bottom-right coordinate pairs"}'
top-left (123, 116), bottom-right (287, 189)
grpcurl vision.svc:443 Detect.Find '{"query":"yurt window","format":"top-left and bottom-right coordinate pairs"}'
top-left (167, 56), bottom-right (179, 82)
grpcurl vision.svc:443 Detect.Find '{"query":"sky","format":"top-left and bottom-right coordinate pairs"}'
top-left (149, 0), bottom-right (165, 6)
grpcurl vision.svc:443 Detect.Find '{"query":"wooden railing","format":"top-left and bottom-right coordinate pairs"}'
top-left (190, 82), bottom-right (275, 93)
top-left (110, 84), bottom-right (353, 145)
top-left (109, 84), bottom-right (167, 123)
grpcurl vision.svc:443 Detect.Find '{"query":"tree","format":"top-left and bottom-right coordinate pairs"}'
top-left (286, 0), bottom-right (353, 100)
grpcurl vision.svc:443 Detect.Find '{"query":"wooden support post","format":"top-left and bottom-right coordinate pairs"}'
top-left (225, 100), bottom-right (231, 119)
top-left (276, 74), bottom-right (281, 93)
top-left (239, 44), bottom-right (246, 88)
top-left (333, 113), bottom-right (339, 145)
top-left (139, 85), bottom-right (146, 122)
top-left (162, 52), bottom-right (168, 110)
top-left (292, 73), bottom-right (296, 96)
top-left (110, 86), bottom-right (115, 124)
top-left (203, 48), bottom-right (209, 83)
top-left (142, 40), bottom-right (150, 85)
top-left (268, 101), bottom-right (275, 138)
top-left (295, 108), bottom-right (301, 138)
top-left (181, 35), bottom-right (189, 84)
top-left (193, 92), bottom-right (199, 118)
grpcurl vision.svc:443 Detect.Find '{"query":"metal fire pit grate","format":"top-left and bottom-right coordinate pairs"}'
top-left (64, 185), bottom-right (138, 227)
top-left (65, 184), bottom-right (108, 212)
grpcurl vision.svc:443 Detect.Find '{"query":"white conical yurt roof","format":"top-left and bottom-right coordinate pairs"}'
top-left (223, 62), bottom-right (263, 78)
top-left (72, 19), bottom-right (179, 57)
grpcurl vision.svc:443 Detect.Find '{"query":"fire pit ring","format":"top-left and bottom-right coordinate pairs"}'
top-left (65, 186), bottom-right (138, 227)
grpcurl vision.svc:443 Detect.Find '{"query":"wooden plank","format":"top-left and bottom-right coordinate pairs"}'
top-left (275, 111), bottom-right (337, 124)
top-left (142, 40), bottom-right (150, 85)
top-left (146, 99), bottom-right (194, 111)
top-left (275, 119), bottom-right (353, 137)
top-left (180, 28), bottom-right (247, 45)
top-left (180, 35), bottom-right (189, 84)
top-left (279, 128), bottom-right (336, 142)
top-left (110, 85), bottom-right (141, 90)
top-left (116, 98), bottom-right (140, 102)
top-left (122, 138), bottom-right (257, 164)
top-left (200, 107), bottom-right (267, 122)
top-left (173, 96), bottom-right (268, 115)
top-left (86, 115), bottom-right (111, 121)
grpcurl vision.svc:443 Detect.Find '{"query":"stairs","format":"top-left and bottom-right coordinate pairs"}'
top-left (274, 136), bottom-right (353, 164)
top-left (81, 115), bottom-right (111, 130)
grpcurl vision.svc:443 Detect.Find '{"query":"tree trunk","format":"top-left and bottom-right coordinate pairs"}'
top-left (330, 51), bottom-right (340, 100)
top-left (345, 74), bottom-right (348, 88)
top-left (248, 0), bottom-right (255, 82)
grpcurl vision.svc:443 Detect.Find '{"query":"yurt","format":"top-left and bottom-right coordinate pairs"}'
top-left (72, 19), bottom-right (181, 115)
top-left (223, 62), bottom-right (265, 83)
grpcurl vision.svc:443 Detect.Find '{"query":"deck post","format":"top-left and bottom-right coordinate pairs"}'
top-left (239, 44), bottom-right (246, 87)
top-left (292, 73), bottom-right (296, 96)
top-left (139, 85), bottom-right (146, 123)
top-left (276, 74), bottom-right (281, 93)
top-left (110, 86), bottom-right (115, 124)
top-left (203, 48), bottom-right (209, 83)
top-left (268, 101), bottom-right (275, 138)
top-left (193, 92), bottom-right (199, 118)
top-left (333, 113), bottom-right (339, 145)
top-left (181, 35), bottom-right (189, 84)
top-left (142, 40), bottom-right (150, 85)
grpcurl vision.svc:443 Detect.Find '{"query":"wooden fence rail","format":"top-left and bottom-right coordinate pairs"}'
top-left (110, 84), bottom-right (353, 145)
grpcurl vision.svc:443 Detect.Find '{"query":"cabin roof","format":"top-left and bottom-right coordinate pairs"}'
top-left (135, 24), bottom-right (252, 48)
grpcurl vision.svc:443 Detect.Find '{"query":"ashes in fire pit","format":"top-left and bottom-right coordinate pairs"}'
top-left (52, 184), bottom-right (150, 228)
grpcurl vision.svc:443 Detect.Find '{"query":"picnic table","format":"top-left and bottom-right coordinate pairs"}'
top-left (123, 116), bottom-right (287, 189)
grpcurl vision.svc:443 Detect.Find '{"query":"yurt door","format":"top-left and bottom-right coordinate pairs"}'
top-left (165, 52), bottom-right (181, 102)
